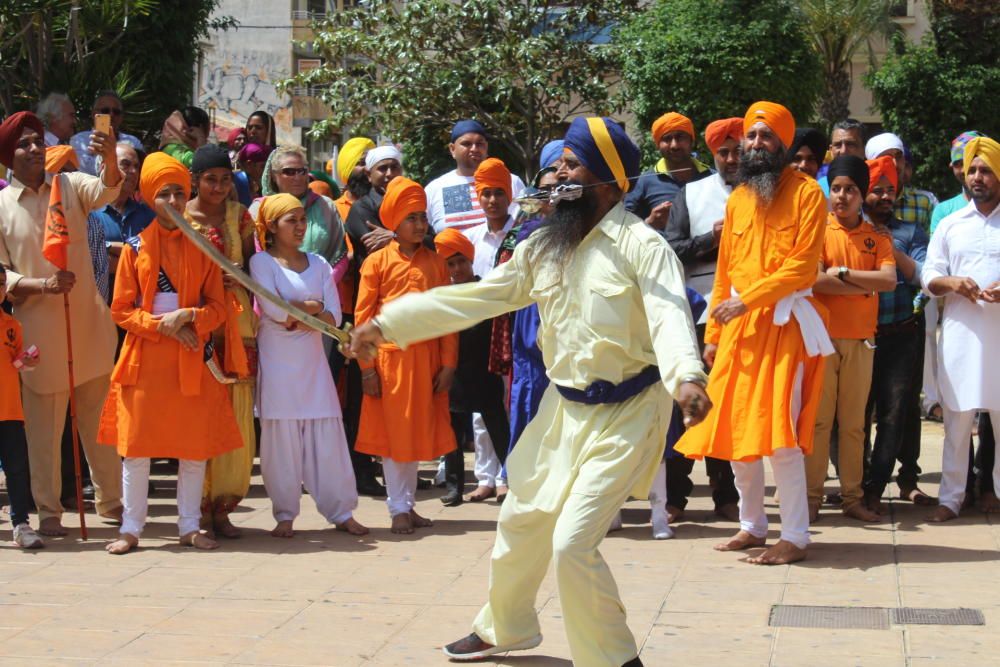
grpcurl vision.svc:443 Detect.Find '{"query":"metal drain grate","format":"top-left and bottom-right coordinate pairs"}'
top-left (769, 605), bottom-right (890, 629)
top-left (891, 608), bottom-right (985, 626)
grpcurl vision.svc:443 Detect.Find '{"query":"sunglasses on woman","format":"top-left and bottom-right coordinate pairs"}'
top-left (279, 167), bottom-right (308, 177)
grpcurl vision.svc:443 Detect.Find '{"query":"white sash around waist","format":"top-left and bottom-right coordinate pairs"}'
top-left (732, 287), bottom-right (833, 357)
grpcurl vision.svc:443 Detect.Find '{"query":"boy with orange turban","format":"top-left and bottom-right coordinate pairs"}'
top-left (101, 152), bottom-right (243, 555)
top-left (355, 177), bottom-right (458, 534)
top-left (433, 229), bottom-right (509, 507)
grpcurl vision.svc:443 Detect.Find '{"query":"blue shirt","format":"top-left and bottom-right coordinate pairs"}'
top-left (877, 216), bottom-right (928, 326)
top-left (624, 160), bottom-right (713, 220)
top-left (69, 130), bottom-right (143, 176)
top-left (89, 199), bottom-right (155, 245)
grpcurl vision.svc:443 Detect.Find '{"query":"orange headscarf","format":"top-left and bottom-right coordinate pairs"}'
top-left (743, 101), bottom-right (795, 149)
top-left (651, 112), bottom-right (695, 144)
top-left (45, 145), bottom-right (78, 173)
top-left (866, 155), bottom-right (898, 193)
top-left (379, 177), bottom-right (426, 232)
top-left (139, 151), bottom-right (191, 211)
top-left (308, 179), bottom-right (333, 198)
top-left (255, 193), bottom-right (305, 250)
top-left (704, 117), bottom-right (744, 154)
top-left (473, 157), bottom-right (512, 200)
top-left (434, 228), bottom-right (475, 261)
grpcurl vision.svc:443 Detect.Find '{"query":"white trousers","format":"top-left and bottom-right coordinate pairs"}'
top-left (731, 447), bottom-right (810, 549)
top-left (260, 418), bottom-right (358, 524)
top-left (648, 460), bottom-right (668, 517)
top-left (940, 408), bottom-right (1000, 514)
top-left (120, 457), bottom-right (205, 537)
top-left (922, 298), bottom-right (940, 409)
top-left (383, 458), bottom-right (419, 517)
top-left (473, 412), bottom-right (502, 488)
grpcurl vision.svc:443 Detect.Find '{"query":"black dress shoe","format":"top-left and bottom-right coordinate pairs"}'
top-left (440, 490), bottom-right (463, 506)
top-left (416, 477), bottom-right (432, 490)
top-left (356, 478), bottom-right (387, 497)
top-left (622, 657), bottom-right (644, 667)
top-left (81, 484), bottom-right (95, 500)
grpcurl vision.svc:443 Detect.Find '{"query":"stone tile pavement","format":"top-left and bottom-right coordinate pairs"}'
top-left (0, 420), bottom-right (997, 665)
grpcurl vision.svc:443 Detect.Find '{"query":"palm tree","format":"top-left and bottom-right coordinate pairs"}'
top-left (798, 0), bottom-right (900, 129)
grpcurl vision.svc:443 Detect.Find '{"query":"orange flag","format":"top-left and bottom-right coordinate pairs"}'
top-left (42, 174), bottom-right (69, 270)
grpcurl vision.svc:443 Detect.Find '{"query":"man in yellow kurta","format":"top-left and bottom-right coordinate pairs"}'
top-left (675, 102), bottom-right (830, 566)
top-left (350, 117), bottom-right (710, 667)
top-left (0, 111), bottom-right (124, 537)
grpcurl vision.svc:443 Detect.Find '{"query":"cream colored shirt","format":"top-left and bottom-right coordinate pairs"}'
top-left (378, 201), bottom-right (706, 397)
top-left (0, 172), bottom-right (120, 394)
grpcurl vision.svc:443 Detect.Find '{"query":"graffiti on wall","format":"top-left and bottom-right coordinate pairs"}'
top-left (198, 51), bottom-right (295, 143)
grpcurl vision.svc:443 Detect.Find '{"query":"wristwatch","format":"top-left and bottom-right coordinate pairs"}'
top-left (680, 374), bottom-right (707, 388)
top-left (837, 266), bottom-right (849, 281)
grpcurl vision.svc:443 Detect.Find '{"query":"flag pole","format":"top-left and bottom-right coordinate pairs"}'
top-left (61, 292), bottom-right (87, 540)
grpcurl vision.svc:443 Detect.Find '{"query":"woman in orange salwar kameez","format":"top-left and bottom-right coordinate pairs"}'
top-left (102, 152), bottom-right (242, 555)
top-left (354, 176), bottom-right (458, 534)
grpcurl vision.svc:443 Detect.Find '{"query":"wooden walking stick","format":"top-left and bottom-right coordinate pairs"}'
top-left (43, 173), bottom-right (87, 539)
top-left (61, 292), bottom-right (88, 539)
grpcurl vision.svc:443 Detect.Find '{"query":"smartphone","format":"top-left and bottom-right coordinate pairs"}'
top-left (94, 113), bottom-right (111, 135)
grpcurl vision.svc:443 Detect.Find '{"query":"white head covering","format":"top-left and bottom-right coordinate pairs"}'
top-left (365, 144), bottom-right (403, 170)
top-left (865, 132), bottom-right (905, 160)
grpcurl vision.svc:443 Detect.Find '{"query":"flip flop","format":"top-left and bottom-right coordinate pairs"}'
top-left (902, 487), bottom-right (938, 506)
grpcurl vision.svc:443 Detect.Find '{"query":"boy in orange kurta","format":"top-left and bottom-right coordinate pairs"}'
top-left (676, 102), bottom-right (830, 566)
top-left (100, 153), bottom-right (242, 555)
top-left (355, 176), bottom-right (458, 534)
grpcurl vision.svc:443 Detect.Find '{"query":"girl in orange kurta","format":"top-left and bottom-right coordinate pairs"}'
top-left (101, 153), bottom-right (242, 555)
top-left (355, 177), bottom-right (458, 534)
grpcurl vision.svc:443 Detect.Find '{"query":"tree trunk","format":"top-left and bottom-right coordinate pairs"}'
top-left (818, 66), bottom-right (852, 131)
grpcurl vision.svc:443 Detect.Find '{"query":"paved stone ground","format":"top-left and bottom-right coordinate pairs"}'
top-left (0, 420), bottom-right (996, 666)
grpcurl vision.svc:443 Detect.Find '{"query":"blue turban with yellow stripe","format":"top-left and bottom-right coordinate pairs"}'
top-left (563, 117), bottom-right (640, 193)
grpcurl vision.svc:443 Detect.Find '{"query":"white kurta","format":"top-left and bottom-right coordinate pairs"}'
top-left (249, 252), bottom-right (343, 420)
top-left (921, 200), bottom-right (1000, 412)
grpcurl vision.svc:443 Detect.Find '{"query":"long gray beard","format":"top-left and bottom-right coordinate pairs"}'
top-left (738, 146), bottom-right (786, 203)
top-left (533, 188), bottom-right (592, 268)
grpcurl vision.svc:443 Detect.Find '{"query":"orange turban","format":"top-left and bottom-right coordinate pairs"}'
top-left (139, 151), bottom-right (191, 212)
top-left (866, 155), bottom-right (898, 194)
top-left (743, 101), bottom-right (795, 149)
top-left (704, 117), bottom-right (744, 154)
top-left (473, 157), bottom-right (512, 200)
top-left (308, 180), bottom-right (333, 198)
top-left (651, 112), bottom-right (694, 145)
top-left (434, 228), bottom-right (474, 261)
top-left (255, 193), bottom-right (304, 250)
top-left (45, 145), bottom-right (78, 173)
top-left (379, 177), bottom-right (426, 232)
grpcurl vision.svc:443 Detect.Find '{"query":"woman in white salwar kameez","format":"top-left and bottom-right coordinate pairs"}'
top-left (250, 193), bottom-right (368, 537)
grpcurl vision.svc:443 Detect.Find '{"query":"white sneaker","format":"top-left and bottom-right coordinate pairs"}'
top-left (13, 523), bottom-right (44, 549)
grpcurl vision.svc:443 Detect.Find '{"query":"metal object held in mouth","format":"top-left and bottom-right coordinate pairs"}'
top-left (158, 202), bottom-right (354, 351)
top-left (514, 183), bottom-right (584, 214)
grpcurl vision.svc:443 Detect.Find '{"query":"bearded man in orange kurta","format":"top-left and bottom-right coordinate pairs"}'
top-left (355, 176), bottom-right (459, 535)
top-left (676, 102), bottom-right (831, 565)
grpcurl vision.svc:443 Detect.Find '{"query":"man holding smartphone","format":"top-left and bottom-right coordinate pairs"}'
top-left (70, 91), bottom-right (143, 176)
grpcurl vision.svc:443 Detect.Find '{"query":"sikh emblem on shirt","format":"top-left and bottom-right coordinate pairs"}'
top-left (864, 237), bottom-right (876, 251)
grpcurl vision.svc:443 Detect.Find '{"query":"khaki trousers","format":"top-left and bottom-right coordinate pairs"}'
top-left (22, 374), bottom-right (123, 521)
top-left (806, 338), bottom-right (874, 509)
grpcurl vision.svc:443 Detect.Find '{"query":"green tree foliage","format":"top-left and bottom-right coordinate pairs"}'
top-left (797, 0), bottom-right (899, 131)
top-left (286, 0), bottom-right (637, 182)
top-left (618, 0), bottom-right (823, 164)
top-left (864, 1), bottom-right (1000, 196)
top-left (0, 0), bottom-right (231, 146)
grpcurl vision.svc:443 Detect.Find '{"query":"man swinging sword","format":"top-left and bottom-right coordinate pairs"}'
top-left (349, 117), bottom-right (711, 666)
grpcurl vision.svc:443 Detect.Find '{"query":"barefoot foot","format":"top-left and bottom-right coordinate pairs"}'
top-left (105, 533), bottom-right (139, 555)
top-left (714, 530), bottom-right (766, 552)
top-left (38, 517), bottom-right (68, 537)
top-left (843, 502), bottom-right (882, 523)
top-left (180, 530), bottom-right (220, 550)
top-left (409, 509), bottom-right (433, 528)
top-left (336, 517), bottom-right (370, 536)
top-left (213, 513), bottom-right (242, 539)
top-left (978, 491), bottom-right (1000, 513)
top-left (465, 486), bottom-right (495, 503)
top-left (746, 539), bottom-right (806, 565)
top-left (927, 506), bottom-right (958, 523)
top-left (270, 520), bottom-right (295, 538)
top-left (390, 513), bottom-right (414, 534)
